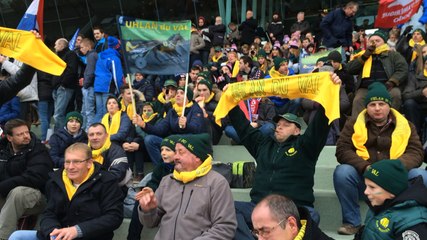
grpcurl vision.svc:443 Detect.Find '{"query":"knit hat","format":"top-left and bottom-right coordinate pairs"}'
top-left (197, 71), bottom-right (209, 80)
top-left (273, 113), bottom-right (305, 129)
top-left (192, 60), bottom-right (203, 68)
top-left (273, 41), bottom-right (281, 50)
top-left (176, 133), bottom-right (211, 160)
top-left (164, 79), bottom-right (178, 88)
top-left (107, 36), bottom-right (121, 49)
top-left (274, 57), bottom-right (288, 70)
top-left (328, 50), bottom-right (342, 63)
top-left (214, 46), bottom-right (222, 52)
top-left (364, 82), bottom-right (392, 106)
top-left (161, 135), bottom-right (180, 151)
top-left (257, 49), bottom-right (267, 58)
top-left (363, 159), bottom-right (408, 196)
top-left (65, 111), bottom-right (83, 124)
top-left (178, 86), bottom-right (194, 101)
top-left (106, 95), bottom-right (121, 110)
top-left (289, 40), bottom-right (299, 49)
top-left (369, 30), bottom-right (388, 42)
top-left (198, 79), bottom-right (212, 92)
top-left (413, 28), bottom-right (427, 41)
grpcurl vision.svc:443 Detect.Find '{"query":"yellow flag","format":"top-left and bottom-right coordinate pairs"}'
top-left (213, 72), bottom-right (340, 126)
top-left (0, 27), bottom-right (66, 76)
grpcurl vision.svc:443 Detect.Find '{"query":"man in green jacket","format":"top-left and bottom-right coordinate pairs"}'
top-left (347, 30), bottom-right (408, 117)
top-left (229, 72), bottom-right (342, 240)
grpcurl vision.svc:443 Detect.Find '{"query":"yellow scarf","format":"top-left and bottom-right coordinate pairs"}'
top-left (352, 44), bottom-right (390, 78)
top-left (120, 99), bottom-right (134, 119)
top-left (294, 220), bottom-right (307, 240)
top-left (259, 63), bottom-right (267, 73)
top-left (268, 67), bottom-right (287, 78)
top-left (212, 53), bottom-right (224, 62)
top-left (89, 138), bottom-right (111, 165)
top-left (62, 164), bottom-right (95, 201)
top-left (409, 39), bottom-right (426, 62)
top-left (0, 27), bottom-right (66, 76)
top-left (142, 112), bottom-right (158, 123)
top-left (173, 155), bottom-right (212, 183)
top-left (352, 109), bottom-right (410, 160)
top-left (102, 111), bottom-right (121, 136)
top-left (230, 61), bottom-right (240, 77)
top-left (157, 92), bottom-right (167, 104)
top-left (424, 69), bottom-right (427, 77)
top-left (172, 101), bottom-right (194, 117)
top-left (204, 92), bottom-right (215, 103)
top-left (214, 72), bottom-right (340, 126)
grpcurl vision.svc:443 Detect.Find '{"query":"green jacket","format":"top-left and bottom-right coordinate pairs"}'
top-left (347, 49), bottom-right (408, 89)
top-left (228, 106), bottom-right (330, 207)
top-left (360, 177), bottom-right (427, 240)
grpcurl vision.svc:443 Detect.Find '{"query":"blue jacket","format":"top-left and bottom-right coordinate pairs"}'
top-left (144, 102), bottom-right (207, 137)
top-left (94, 49), bottom-right (124, 94)
top-left (49, 128), bottom-right (88, 168)
top-left (320, 8), bottom-right (354, 48)
top-left (0, 96), bottom-right (20, 125)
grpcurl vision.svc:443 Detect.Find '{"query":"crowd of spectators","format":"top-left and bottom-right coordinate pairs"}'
top-left (1, 1), bottom-right (427, 239)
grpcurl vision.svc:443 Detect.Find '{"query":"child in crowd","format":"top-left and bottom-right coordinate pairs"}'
top-left (355, 160), bottom-right (427, 239)
top-left (127, 135), bottom-right (178, 240)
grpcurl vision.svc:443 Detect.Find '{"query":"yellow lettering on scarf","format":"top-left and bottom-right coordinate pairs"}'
top-left (214, 72), bottom-right (340, 126)
top-left (0, 27), bottom-right (66, 76)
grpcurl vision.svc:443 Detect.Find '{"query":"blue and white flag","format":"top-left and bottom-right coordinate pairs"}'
top-left (69, 28), bottom-right (80, 50)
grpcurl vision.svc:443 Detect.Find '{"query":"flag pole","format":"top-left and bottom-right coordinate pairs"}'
top-left (126, 74), bottom-right (137, 118)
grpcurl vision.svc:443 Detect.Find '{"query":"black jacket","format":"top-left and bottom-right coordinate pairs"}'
top-left (298, 207), bottom-right (334, 240)
top-left (0, 64), bottom-right (35, 105)
top-left (37, 70), bottom-right (53, 101)
top-left (52, 48), bottom-right (79, 89)
top-left (49, 128), bottom-right (88, 168)
top-left (37, 163), bottom-right (124, 240)
top-left (239, 17), bottom-right (258, 45)
top-left (0, 132), bottom-right (52, 197)
top-left (209, 24), bottom-right (226, 47)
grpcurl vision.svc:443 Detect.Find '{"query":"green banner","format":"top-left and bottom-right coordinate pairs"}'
top-left (117, 16), bottom-right (191, 75)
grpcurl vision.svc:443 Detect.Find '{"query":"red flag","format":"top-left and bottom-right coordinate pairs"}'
top-left (375, 0), bottom-right (422, 28)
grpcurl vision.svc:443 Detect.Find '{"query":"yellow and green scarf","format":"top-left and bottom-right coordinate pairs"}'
top-left (352, 109), bottom-right (410, 160)
top-left (352, 44), bottom-right (390, 78)
top-left (409, 39), bottom-right (426, 62)
top-left (172, 101), bottom-right (194, 117)
top-left (173, 155), bottom-right (212, 183)
top-left (268, 66), bottom-right (287, 78)
top-left (63, 164), bottom-right (95, 201)
top-left (212, 53), bottom-right (224, 62)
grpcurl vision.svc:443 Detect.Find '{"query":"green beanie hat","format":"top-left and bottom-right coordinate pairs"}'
top-left (413, 28), bottom-right (427, 41)
top-left (65, 111), bottom-right (83, 124)
top-left (176, 133), bottom-right (212, 161)
top-left (178, 86), bottom-right (194, 101)
top-left (197, 71), bottom-right (209, 80)
top-left (369, 30), bottom-right (388, 42)
top-left (364, 82), bottom-right (392, 106)
top-left (274, 57), bottom-right (288, 70)
top-left (363, 159), bottom-right (408, 196)
top-left (161, 135), bottom-right (180, 151)
top-left (198, 79), bottom-right (213, 92)
top-left (257, 49), bottom-right (267, 58)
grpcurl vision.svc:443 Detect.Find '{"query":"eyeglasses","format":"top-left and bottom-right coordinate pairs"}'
top-left (251, 218), bottom-right (287, 238)
top-left (64, 158), bottom-right (90, 165)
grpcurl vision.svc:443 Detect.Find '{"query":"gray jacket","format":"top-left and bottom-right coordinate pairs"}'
top-left (139, 170), bottom-right (237, 240)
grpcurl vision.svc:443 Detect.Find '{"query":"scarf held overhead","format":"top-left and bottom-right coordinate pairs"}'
top-left (351, 109), bottom-right (411, 160)
top-left (213, 72), bottom-right (340, 126)
top-left (0, 27), bottom-right (66, 76)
